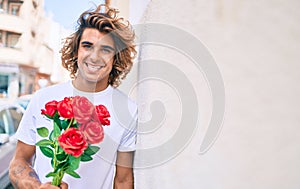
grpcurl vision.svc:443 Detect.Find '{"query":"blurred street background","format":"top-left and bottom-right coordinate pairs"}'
top-left (0, 0), bottom-right (299, 189)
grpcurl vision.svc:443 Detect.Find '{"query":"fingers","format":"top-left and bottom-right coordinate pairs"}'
top-left (60, 182), bottom-right (69, 189)
top-left (39, 182), bottom-right (68, 189)
top-left (39, 182), bottom-right (57, 189)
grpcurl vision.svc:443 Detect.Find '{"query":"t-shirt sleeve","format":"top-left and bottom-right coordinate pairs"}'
top-left (118, 108), bottom-right (138, 152)
top-left (15, 92), bottom-right (40, 145)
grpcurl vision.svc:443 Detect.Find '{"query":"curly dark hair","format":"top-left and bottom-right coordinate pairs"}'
top-left (61, 4), bottom-right (136, 87)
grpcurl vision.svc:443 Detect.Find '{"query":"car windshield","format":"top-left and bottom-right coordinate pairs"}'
top-left (0, 106), bottom-right (23, 135)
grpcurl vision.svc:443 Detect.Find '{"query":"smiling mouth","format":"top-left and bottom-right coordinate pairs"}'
top-left (85, 63), bottom-right (105, 71)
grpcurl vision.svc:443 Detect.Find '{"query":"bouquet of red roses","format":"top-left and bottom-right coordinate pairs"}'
top-left (36, 96), bottom-right (110, 186)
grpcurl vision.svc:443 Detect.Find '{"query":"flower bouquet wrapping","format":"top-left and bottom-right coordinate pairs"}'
top-left (36, 96), bottom-right (110, 186)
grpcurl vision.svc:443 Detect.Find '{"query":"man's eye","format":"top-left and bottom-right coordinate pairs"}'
top-left (82, 44), bottom-right (92, 49)
top-left (101, 48), bottom-right (112, 54)
top-left (84, 45), bottom-right (91, 49)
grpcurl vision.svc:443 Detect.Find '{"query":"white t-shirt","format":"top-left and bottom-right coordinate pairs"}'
top-left (16, 81), bottom-right (137, 189)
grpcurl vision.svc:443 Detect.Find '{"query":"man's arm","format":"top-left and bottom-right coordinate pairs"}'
top-left (9, 140), bottom-right (41, 188)
top-left (114, 151), bottom-right (134, 189)
top-left (9, 141), bottom-right (68, 189)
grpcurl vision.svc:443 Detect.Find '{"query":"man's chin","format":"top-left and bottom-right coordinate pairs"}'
top-left (85, 76), bottom-right (109, 85)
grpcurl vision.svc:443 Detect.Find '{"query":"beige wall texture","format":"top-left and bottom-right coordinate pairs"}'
top-left (131, 0), bottom-right (300, 188)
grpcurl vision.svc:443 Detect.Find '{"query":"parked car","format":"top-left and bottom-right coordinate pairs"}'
top-left (0, 102), bottom-right (25, 189)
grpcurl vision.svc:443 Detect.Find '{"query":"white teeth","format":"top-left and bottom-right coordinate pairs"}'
top-left (86, 63), bottom-right (104, 71)
top-left (90, 65), bottom-right (101, 69)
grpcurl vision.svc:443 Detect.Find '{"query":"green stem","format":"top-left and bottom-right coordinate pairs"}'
top-left (53, 142), bottom-right (58, 169)
top-left (66, 118), bottom-right (74, 130)
top-left (51, 119), bottom-right (73, 186)
top-left (52, 142), bottom-right (64, 186)
top-left (52, 169), bottom-right (65, 186)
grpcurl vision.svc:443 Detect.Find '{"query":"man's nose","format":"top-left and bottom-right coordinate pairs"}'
top-left (90, 49), bottom-right (101, 63)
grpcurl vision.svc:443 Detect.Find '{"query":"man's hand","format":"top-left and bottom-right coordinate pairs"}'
top-left (39, 182), bottom-right (68, 189)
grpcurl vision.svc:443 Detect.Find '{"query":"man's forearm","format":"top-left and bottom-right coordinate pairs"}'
top-left (9, 158), bottom-right (41, 189)
top-left (113, 172), bottom-right (134, 189)
top-left (114, 151), bottom-right (134, 189)
top-left (114, 179), bottom-right (134, 189)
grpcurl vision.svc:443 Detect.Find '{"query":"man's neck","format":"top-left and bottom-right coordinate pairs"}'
top-left (72, 79), bottom-right (109, 93)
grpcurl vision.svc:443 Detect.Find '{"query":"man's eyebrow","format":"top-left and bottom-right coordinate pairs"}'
top-left (102, 45), bottom-right (115, 51)
top-left (81, 41), bottom-right (93, 45)
top-left (81, 41), bottom-right (115, 51)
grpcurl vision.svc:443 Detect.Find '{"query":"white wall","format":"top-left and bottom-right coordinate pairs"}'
top-left (133, 0), bottom-right (300, 188)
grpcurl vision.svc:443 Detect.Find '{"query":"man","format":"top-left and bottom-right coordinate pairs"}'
top-left (9, 4), bottom-right (137, 189)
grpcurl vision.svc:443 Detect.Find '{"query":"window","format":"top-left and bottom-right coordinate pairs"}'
top-left (0, 31), bottom-right (3, 47)
top-left (6, 32), bottom-right (21, 48)
top-left (0, 74), bottom-right (8, 97)
top-left (9, 2), bottom-right (21, 16)
top-left (19, 66), bottom-right (37, 96)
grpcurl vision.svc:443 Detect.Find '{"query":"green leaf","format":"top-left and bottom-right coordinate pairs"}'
top-left (53, 111), bottom-right (60, 120)
top-left (80, 153), bottom-right (93, 162)
top-left (61, 120), bottom-right (69, 130)
top-left (40, 146), bottom-right (53, 158)
top-left (84, 145), bottom-right (100, 156)
top-left (44, 114), bottom-right (53, 120)
top-left (57, 146), bottom-right (64, 153)
top-left (53, 122), bottom-right (61, 139)
top-left (73, 120), bottom-right (78, 128)
top-left (69, 156), bottom-right (80, 171)
top-left (56, 153), bottom-right (68, 161)
top-left (36, 139), bottom-right (52, 147)
top-left (55, 160), bottom-right (69, 172)
top-left (53, 114), bottom-right (62, 129)
top-left (65, 169), bottom-right (80, 178)
top-left (51, 158), bottom-right (54, 168)
top-left (45, 172), bottom-right (57, 178)
top-left (49, 130), bottom-right (54, 142)
top-left (37, 127), bottom-right (49, 138)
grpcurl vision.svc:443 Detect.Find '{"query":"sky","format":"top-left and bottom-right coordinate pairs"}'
top-left (44, 0), bottom-right (105, 30)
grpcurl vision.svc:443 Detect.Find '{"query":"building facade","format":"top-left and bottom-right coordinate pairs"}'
top-left (0, 0), bottom-right (62, 100)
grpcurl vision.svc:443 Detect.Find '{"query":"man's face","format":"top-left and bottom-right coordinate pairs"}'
top-left (76, 28), bottom-right (115, 86)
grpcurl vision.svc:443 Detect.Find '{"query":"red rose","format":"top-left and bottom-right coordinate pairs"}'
top-left (41, 100), bottom-right (58, 117)
top-left (57, 97), bottom-right (73, 119)
top-left (58, 128), bottom-right (88, 157)
top-left (72, 96), bottom-right (95, 124)
top-left (95, 105), bottom-right (110, 126)
top-left (79, 121), bottom-right (104, 144)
